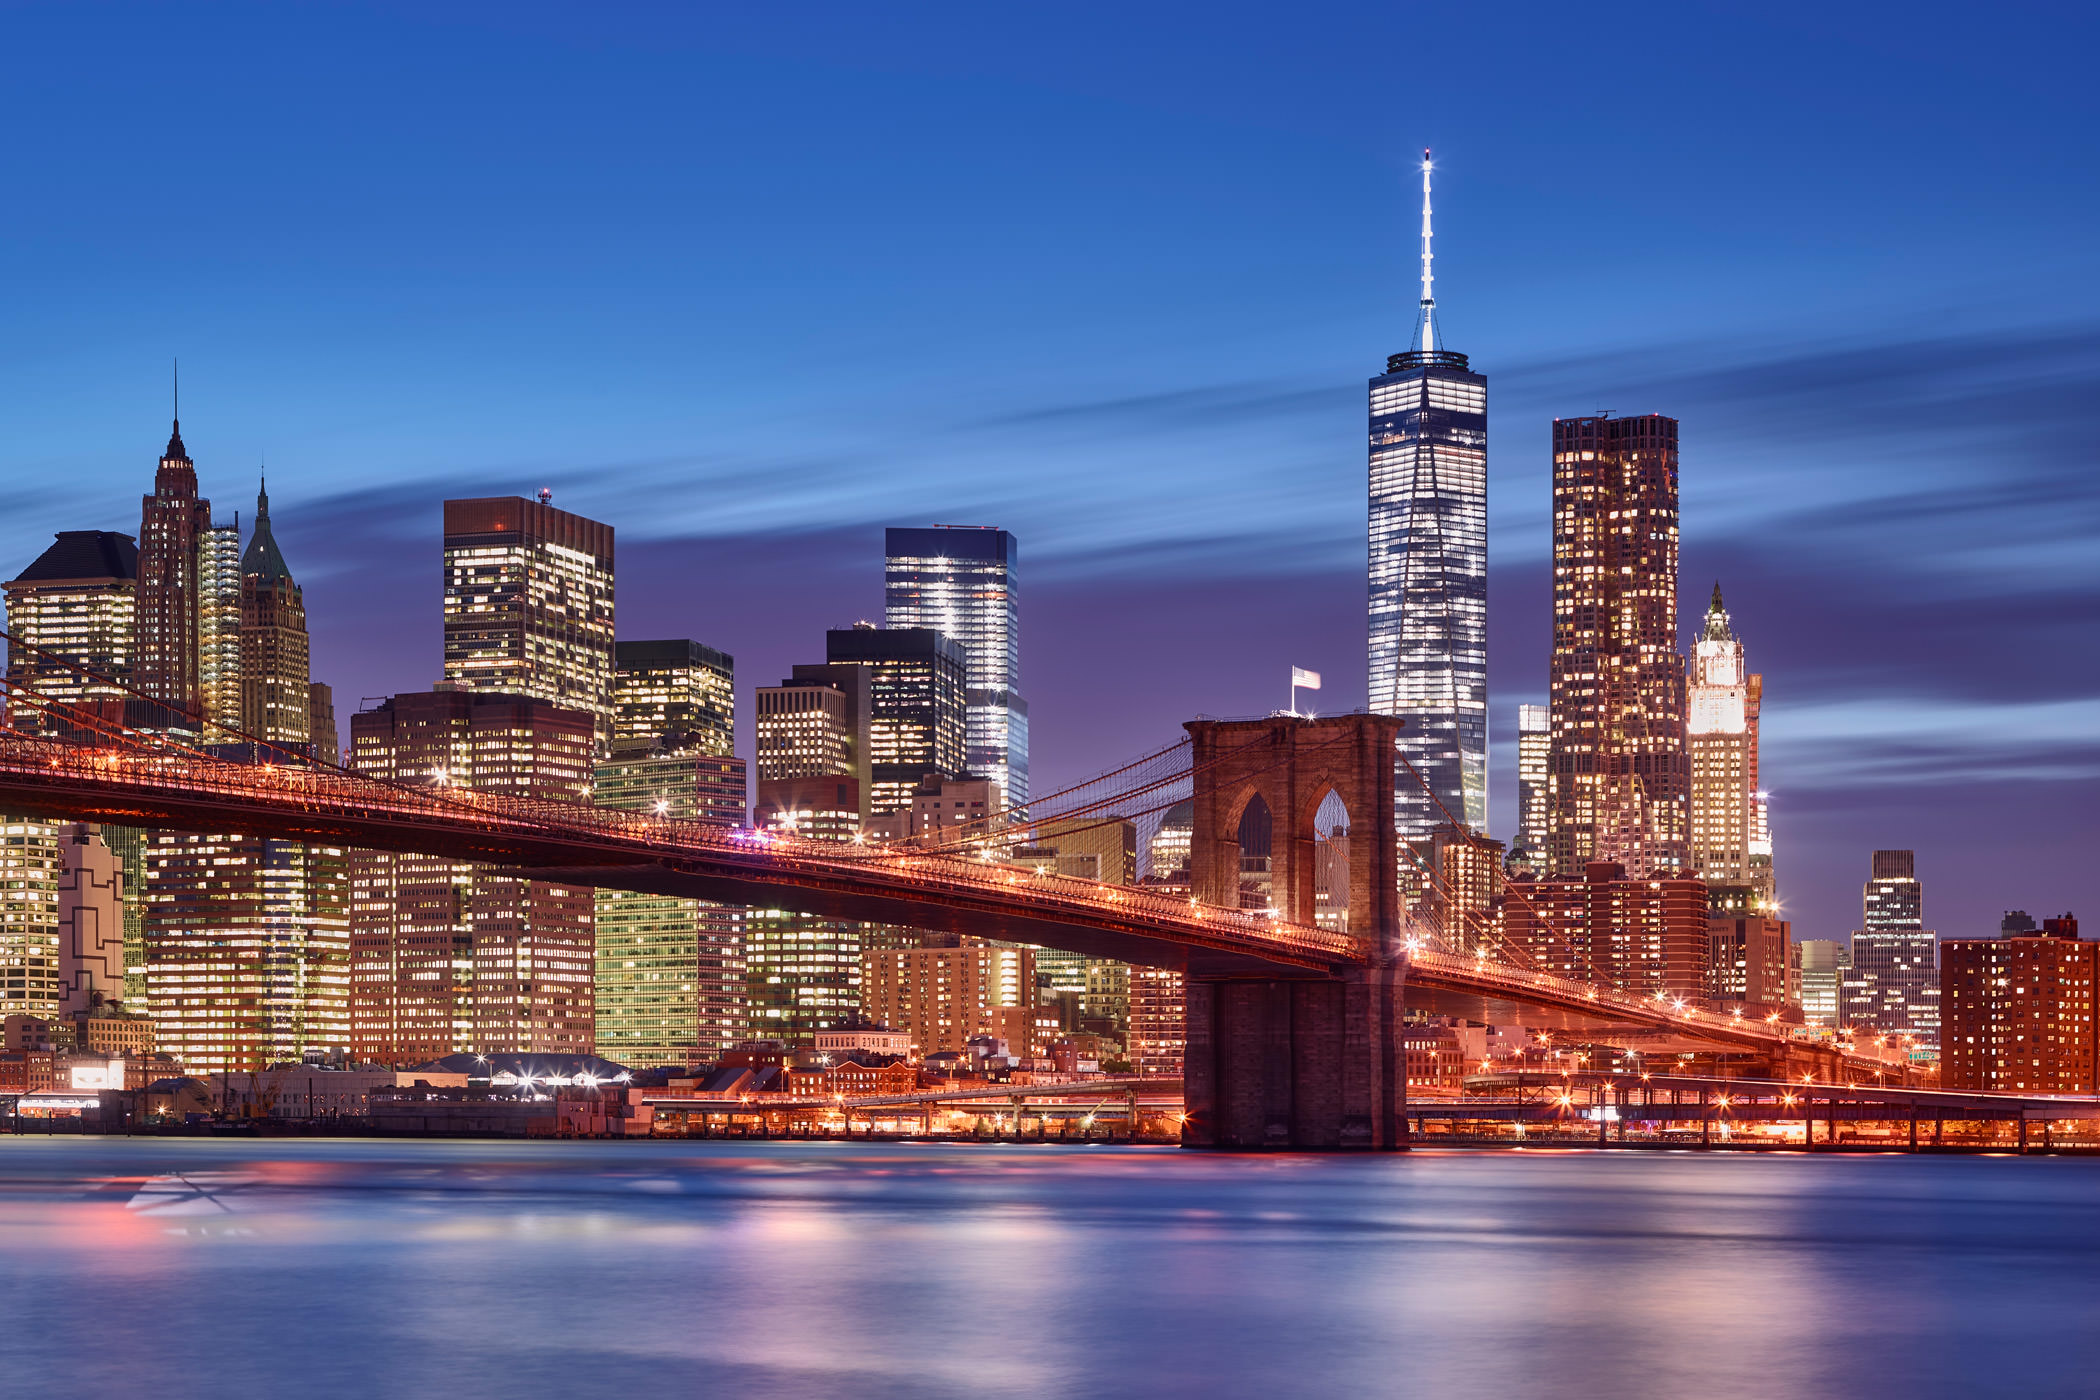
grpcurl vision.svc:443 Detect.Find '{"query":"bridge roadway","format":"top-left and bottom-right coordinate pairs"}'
top-left (0, 731), bottom-right (1908, 1072)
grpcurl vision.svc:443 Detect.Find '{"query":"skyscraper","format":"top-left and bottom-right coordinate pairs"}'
top-left (238, 482), bottom-right (313, 748)
top-left (1368, 152), bottom-right (1488, 842)
top-left (824, 626), bottom-right (968, 816)
top-left (1514, 703), bottom-right (1550, 869)
top-left (1794, 939), bottom-right (1850, 1028)
top-left (136, 418), bottom-right (213, 726)
top-left (1842, 849), bottom-right (1940, 1051)
top-left (0, 817), bottom-right (63, 1021)
top-left (3, 531), bottom-right (138, 735)
top-left (1942, 914), bottom-right (2092, 1092)
top-left (144, 824), bottom-right (351, 1074)
top-left (1546, 412), bottom-right (1688, 879)
top-left (884, 527), bottom-right (1028, 805)
top-left (612, 639), bottom-right (734, 754)
top-left (198, 517), bottom-right (242, 740)
top-left (593, 746), bottom-right (748, 1066)
top-left (348, 692), bottom-right (596, 1064)
top-left (441, 496), bottom-right (615, 747)
top-left (1686, 584), bottom-right (1770, 903)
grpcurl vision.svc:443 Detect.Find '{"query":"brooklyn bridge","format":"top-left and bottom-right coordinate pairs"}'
top-left (0, 653), bottom-right (1920, 1148)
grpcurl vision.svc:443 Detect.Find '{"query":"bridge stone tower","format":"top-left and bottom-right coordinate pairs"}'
top-left (1181, 714), bottom-right (1410, 1149)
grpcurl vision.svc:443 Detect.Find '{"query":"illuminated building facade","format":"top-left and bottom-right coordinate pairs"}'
top-left (238, 483), bottom-right (312, 748)
top-left (1705, 885), bottom-right (1792, 1015)
top-left (754, 663), bottom-right (869, 834)
top-left (1368, 153), bottom-right (1488, 845)
top-left (0, 819), bottom-right (63, 1021)
top-left (612, 639), bottom-right (734, 754)
top-left (593, 747), bottom-right (748, 1066)
top-left (1841, 849), bottom-right (1939, 1051)
top-left (348, 692), bottom-right (596, 1064)
top-left (144, 819), bottom-right (351, 1074)
top-left (1504, 861), bottom-right (1708, 1001)
top-left (3, 531), bottom-right (138, 735)
top-left (1686, 585), bottom-right (1771, 903)
top-left (861, 942), bottom-right (1035, 1058)
top-left (824, 626), bottom-right (967, 816)
top-left (884, 526), bottom-right (1028, 805)
top-left (1418, 824), bottom-right (1504, 952)
top-left (441, 496), bottom-right (615, 747)
top-left (1546, 413), bottom-right (1687, 879)
top-left (1794, 939), bottom-right (1849, 1028)
top-left (1942, 914), bottom-right (2093, 1092)
top-left (742, 908), bottom-right (861, 1043)
top-left (135, 420), bottom-right (213, 726)
top-left (1514, 704), bottom-right (1550, 870)
top-left (1128, 803), bottom-right (1195, 1075)
top-left (198, 519), bottom-right (242, 741)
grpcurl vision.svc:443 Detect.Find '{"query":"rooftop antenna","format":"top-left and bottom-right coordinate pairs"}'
top-left (1416, 149), bottom-right (1437, 354)
top-left (173, 357), bottom-right (180, 429)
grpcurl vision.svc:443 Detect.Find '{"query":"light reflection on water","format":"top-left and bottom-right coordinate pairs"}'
top-left (0, 1138), bottom-right (2094, 1399)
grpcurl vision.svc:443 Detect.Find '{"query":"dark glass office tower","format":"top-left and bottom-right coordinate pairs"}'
top-left (824, 625), bottom-right (967, 816)
top-left (884, 527), bottom-right (1027, 805)
top-left (1368, 152), bottom-right (1487, 843)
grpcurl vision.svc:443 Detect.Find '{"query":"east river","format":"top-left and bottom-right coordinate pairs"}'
top-left (0, 1138), bottom-right (2094, 1398)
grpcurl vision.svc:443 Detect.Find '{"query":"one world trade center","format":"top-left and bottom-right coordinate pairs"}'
top-left (1367, 150), bottom-right (1487, 845)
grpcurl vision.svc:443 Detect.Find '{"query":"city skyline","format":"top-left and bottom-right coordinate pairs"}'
top-left (2, 6), bottom-right (2094, 952)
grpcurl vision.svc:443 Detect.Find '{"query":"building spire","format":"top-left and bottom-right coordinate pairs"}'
top-left (1416, 149), bottom-right (1437, 353)
top-left (1703, 581), bottom-right (1733, 641)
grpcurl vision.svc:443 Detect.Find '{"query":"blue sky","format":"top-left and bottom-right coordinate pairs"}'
top-left (3, 2), bottom-right (2095, 943)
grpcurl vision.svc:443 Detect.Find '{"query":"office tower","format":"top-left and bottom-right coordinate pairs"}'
top-left (824, 626), bottom-right (968, 816)
top-left (198, 518), bottom-right (242, 740)
top-left (1503, 861), bottom-right (1709, 1001)
top-left (348, 692), bottom-right (596, 1064)
top-left (441, 496), bottom-right (615, 746)
top-left (1687, 585), bottom-right (1771, 903)
top-left (144, 820), bottom-right (351, 1074)
top-left (1546, 413), bottom-right (1688, 879)
top-left (309, 683), bottom-right (339, 765)
top-left (56, 824), bottom-right (124, 1018)
top-left (744, 656), bottom-right (875, 1043)
top-left (1795, 939), bottom-right (1850, 1028)
top-left (1368, 152), bottom-right (1488, 842)
top-left (136, 418), bottom-right (213, 725)
top-left (237, 482), bottom-right (312, 748)
top-left (1943, 914), bottom-right (2093, 1092)
top-left (0, 818), bottom-right (63, 1020)
top-left (594, 747), bottom-right (747, 1067)
top-left (612, 639), bottom-right (734, 753)
top-left (1706, 887), bottom-right (1792, 1015)
top-left (884, 526), bottom-right (1029, 805)
top-left (1514, 703), bottom-right (1550, 868)
top-left (861, 943), bottom-right (1037, 1058)
top-left (1420, 823), bottom-right (1505, 953)
top-left (1841, 849), bottom-right (1940, 1051)
top-left (754, 662), bottom-right (870, 834)
top-left (1148, 802), bottom-right (1195, 886)
top-left (3, 531), bottom-right (138, 734)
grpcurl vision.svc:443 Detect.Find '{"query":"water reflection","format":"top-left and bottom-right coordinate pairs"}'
top-left (0, 1139), bottom-right (2093, 1399)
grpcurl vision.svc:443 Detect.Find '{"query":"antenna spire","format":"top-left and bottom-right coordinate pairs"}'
top-left (1416, 149), bottom-right (1437, 353)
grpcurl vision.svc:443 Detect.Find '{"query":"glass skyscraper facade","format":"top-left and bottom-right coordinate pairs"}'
top-left (1367, 361), bottom-right (1486, 838)
top-left (884, 527), bottom-right (1027, 805)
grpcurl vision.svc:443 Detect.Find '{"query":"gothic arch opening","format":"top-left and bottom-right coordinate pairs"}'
top-left (1236, 794), bottom-right (1273, 911)
top-left (1310, 789), bottom-right (1351, 934)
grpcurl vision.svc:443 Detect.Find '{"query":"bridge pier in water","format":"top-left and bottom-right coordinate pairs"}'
top-left (1178, 714), bottom-right (1411, 1150)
